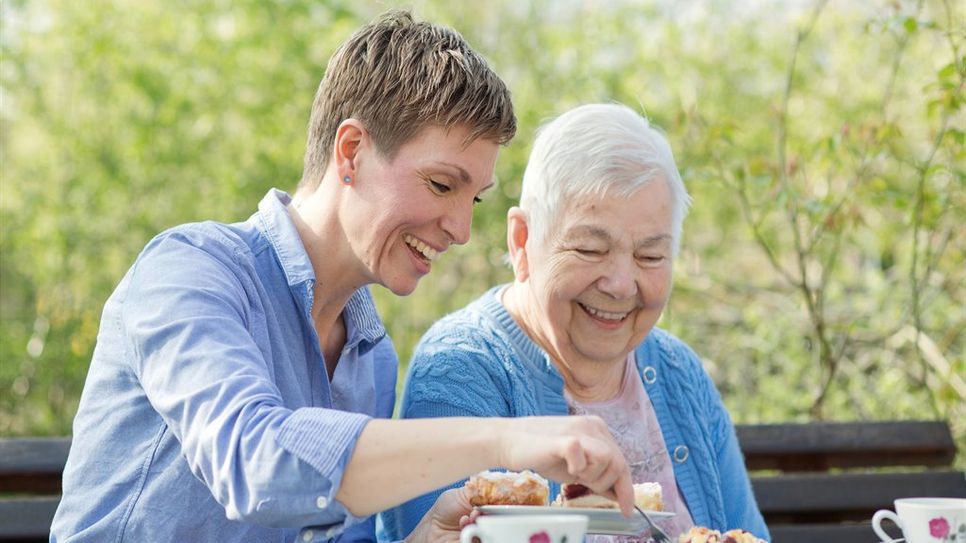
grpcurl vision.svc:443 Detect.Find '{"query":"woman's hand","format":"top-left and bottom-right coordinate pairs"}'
top-left (337, 415), bottom-right (632, 518)
top-left (404, 486), bottom-right (478, 543)
top-left (498, 415), bottom-right (635, 516)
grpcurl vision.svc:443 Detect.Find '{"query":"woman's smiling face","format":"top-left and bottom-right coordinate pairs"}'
top-left (522, 180), bottom-right (675, 366)
top-left (345, 124), bottom-right (499, 296)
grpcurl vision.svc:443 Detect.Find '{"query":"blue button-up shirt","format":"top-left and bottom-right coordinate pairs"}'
top-left (51, 189), bottom-right (398, 543)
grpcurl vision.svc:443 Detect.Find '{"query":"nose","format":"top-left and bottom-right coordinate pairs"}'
top-left (597, 256), bottom-right (638, 299)
top-left (441, 201), bottom-right (473, 246)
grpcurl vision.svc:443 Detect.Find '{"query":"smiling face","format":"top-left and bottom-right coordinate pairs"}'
top-left (514, 180), bottom-right (674, 367)
top-left (343, 124), bottom-right (499, 296)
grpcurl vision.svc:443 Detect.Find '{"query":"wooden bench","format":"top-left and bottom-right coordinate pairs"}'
top-left (2, 421), bottom-right (963, 542)
top-left (0, 437), bottom-right (70, 542)
top-left (738, 420), bottom-right (966, 543)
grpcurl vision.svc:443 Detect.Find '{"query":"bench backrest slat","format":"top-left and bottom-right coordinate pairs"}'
top-left (768, 522), bottom-right (902, 543)
top-left (736, 421), bottom-right (957, 471)
top-left (753, 470), bottom-right (966, 521)
top-left (0, 438), bottom-right (71, 493)
top-left (0, 497), bottom-right (60, 540)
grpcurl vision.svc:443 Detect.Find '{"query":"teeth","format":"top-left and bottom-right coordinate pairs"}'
top-left (582, 304), bottom-right (629, 321)
top-left (403, 234), bottom-right (439, 261)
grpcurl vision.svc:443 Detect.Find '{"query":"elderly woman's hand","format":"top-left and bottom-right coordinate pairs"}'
top-left (499, 415), bottom-right (635, 517)
top-left (404, 486), bottom-right (478, 543)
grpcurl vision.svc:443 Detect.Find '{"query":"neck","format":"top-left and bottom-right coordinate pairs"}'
top-left (502, 284), bottom-right (627, 403)
top-left (288, 186), bottom-right (363, 339)
top-left (562, 360), bottom-right (627, 403)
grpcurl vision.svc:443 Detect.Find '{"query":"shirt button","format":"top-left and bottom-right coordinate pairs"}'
top-left (673, 445), bottom-right (690, 463)
top-left (316, 496), bottom-right (328, 509)
top-left (325, 528), bottom-right (339, 538)
top-left (642, 366), bottom-right (657, 384)
top-left (301, 530), bottom-right (314, 542)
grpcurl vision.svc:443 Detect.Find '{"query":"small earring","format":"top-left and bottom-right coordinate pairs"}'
top-left (342, 175), bottom-right (352, 185)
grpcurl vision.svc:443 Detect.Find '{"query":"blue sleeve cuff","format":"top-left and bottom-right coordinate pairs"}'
top-left (277, 408), bottom-right (373, 538)
top-left (277, 408), bottom-right (371, 477)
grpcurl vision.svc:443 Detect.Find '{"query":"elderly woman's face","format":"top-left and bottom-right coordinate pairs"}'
top-left (525, 180), bottom-right (674, 366)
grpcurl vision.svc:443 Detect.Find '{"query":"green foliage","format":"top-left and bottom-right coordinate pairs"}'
top-left (2, 1), bottom-right (963, 461)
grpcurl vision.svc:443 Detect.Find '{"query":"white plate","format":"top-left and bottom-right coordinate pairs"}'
top-left (477, 505), bottom-right (674, 536)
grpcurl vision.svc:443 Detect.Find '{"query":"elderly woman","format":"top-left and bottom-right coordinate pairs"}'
top-left (382, 103), bottom-right (769, 542)
top-left (51, 15), bottom-right (636, 543)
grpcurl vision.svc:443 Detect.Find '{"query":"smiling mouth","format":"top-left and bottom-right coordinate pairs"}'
top-left (578, 302), bottom-right (630, 322)
top-left (403, 234), bottom-right (439, 263)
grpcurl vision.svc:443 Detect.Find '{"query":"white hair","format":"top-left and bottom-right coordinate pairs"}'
top-left (518, 103), bottom-right (691, 254)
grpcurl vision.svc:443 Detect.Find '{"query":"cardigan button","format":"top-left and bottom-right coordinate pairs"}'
top-left (673, 445), bottom-right (690, 463)
top-left (642, 366), bottom-right (657, 384)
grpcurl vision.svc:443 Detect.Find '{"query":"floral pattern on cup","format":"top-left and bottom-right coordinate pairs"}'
top-left (529, 532), bottom-right (551, 543)
top-left (528, 531), bottom-right (571, 543)
top-left (929, 516), bottom-right (966, 541)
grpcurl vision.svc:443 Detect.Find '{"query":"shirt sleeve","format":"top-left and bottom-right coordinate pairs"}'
top-left (121, 231), bottom-right (371, 532)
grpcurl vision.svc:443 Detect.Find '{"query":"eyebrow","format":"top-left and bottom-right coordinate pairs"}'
top-left (566, 225), bottom-right (613, 242)
top-left (436, 162), bottom-right (470, 184)
top-left (565, 225), bottom-right (672, 249)
top-left (436, 161), bottom-right (495, 191)
top-left (635, 234), bottom-right (673, 250)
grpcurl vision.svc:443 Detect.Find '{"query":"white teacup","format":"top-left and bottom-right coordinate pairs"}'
top-left (460, 514), bottom-right (589, 543)
top-left (872, 497), bottom-right (966, 543)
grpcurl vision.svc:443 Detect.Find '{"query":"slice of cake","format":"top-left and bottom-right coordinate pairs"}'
top-left (464, 470), bottom-right (549, 506)
top-left (677, 526), bottom-right (767, 543)
top-left (554, 482), bottom-right (664, 511)
top-left (677, 526), bottom-right (721, 543)
top-left (719, 529), bottom-right (768, 543)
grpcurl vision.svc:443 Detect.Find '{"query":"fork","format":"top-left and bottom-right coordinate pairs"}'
top-left (634, 504), bottom-right (672, 543)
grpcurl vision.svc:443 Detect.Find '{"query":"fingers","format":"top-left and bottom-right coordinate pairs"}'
top-left (504, 415), bottom-right (631, 506)
top-left (610, 462), bottom-right (635, 518)
top-left (561, 435), bottom-right (588, 478)
top-left (563, 417), bottom-right (633, 516)
top-left (459, 507), bottom-right (482, 528)
top-left (440, 486), bottom-right (473, 518)
top-left (454, 484), bottom-right (474, 508)
top-left (572, 451), bottom-right (623, 497)
top-left (566, 417), bottom-right (622, 480)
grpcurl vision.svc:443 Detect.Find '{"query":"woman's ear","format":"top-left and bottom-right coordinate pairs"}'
top-left (334, 119), bottom-right (366, 183)
top-left (506, 207), bottom-right (530, 282)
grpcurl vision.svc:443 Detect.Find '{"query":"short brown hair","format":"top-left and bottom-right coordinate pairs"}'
top-left (299, 10), bottom-right (516, 189)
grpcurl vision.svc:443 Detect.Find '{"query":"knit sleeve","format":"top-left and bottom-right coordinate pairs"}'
top-left (400, 320), bottom-right (514, 419)
top-left (680, 342), bottom-right (770, 541)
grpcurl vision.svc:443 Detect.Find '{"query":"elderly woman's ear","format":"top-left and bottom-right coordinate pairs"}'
top-left (506, 206), bottom-right (530, 282)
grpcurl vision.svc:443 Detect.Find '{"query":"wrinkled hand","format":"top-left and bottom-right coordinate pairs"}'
top-left (404, 486), bottom-right (478, 543)
top-left (498, 415), bottom-right (634, 516)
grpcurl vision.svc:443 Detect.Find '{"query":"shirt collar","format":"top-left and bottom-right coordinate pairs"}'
top-left (255, 188), bottom-right (386, 349)
top-left (343, 287), bottom-right (386, 351)
top-left (256, 188), bottom-right (315, 287)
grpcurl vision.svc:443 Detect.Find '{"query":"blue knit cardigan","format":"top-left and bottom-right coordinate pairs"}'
top-left (379, 286), bottom-right (769, 542)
